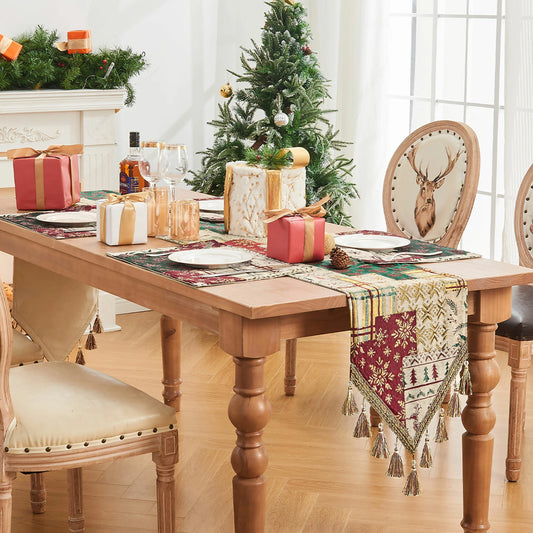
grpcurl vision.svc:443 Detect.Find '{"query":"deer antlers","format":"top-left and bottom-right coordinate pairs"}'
top-left (407, 144), bottom-right (463, 185)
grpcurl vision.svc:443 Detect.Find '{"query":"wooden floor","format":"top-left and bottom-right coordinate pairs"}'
top-left (10, 311), bottom-right (533, 532)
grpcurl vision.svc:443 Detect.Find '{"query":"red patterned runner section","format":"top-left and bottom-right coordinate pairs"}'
top-left (292, 265), bottom-right (468, 455)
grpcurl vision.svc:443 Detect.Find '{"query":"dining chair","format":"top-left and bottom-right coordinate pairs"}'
top-left (10, 258), bottom-right (98, 514)
top-left (0, 273), bottom-right (179, 533)
top-left (495, 163), bottom-right (533, 482)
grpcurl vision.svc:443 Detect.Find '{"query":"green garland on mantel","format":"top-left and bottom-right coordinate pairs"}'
top-left (0, 26), bottom-right (147, 106)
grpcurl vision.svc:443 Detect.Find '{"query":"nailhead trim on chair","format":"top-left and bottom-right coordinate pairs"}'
top-left (4, 424), bottom-right (177, 454)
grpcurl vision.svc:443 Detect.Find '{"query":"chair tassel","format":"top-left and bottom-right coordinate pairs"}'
top-left (371, 422), bottom-right (390, 458)
top-left (341, 382), bottom-right (358, 415)
top-left (447, 385), bottom-right (462, 417)
top-left (75, 346), bottom-right (86, 366)
top-left (419, 430), bottom-right (433, 468)
top-left (387, 439), bottom-right (404, 478)
top-left (402, 459), bottom-right (421, 496)
top-left (458, 360), bottom-right (472, 395)
top-left (434, 407), bottom-right (448, 443)
top-left (92, 314), bottom-right (103, 334)
top-left (353, 402), bottom-right (371, 438)
top-left (85, 331), bottom-right (97, 350)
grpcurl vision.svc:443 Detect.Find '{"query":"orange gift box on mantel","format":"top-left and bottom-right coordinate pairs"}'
top-left (1, 145), bottom-right (83, 210)
top-left (0, 34), bottom-right (22, 61)
top-left (54, 30), bottom-right (92, 54)
top-left (265, 195), bottom-right (329, 263)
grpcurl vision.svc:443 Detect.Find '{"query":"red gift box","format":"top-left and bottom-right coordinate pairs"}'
top-left (2, 145), bottom-right (83, 210)
top-left (267, 215), bottom-right (325, 263)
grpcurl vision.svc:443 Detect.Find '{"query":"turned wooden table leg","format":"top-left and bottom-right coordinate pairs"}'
top-left (30, 472), bottom-right (46, 514)
top-left (461, 321), bottom-right (500, 532)
top-left (160, 315), bottom-right (182, 411)
top-left (506, 339), bottom-right (532, 482)
top-left (228, 357), bottom-right (272, 533)
top-left (284, 339), bottom-right (297, 396)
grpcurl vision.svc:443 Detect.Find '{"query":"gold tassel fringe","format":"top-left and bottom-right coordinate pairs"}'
top-left (458, 360), bottom-right (472, 395)
top-left (403, 459), bottom-right (421, 496)
top-left (85, 331), bottom-right (97, 350)
top-left (420, 430), bottom-right (433, 468)
top-left (371, 422), bottom-right (390, 458)
top-left (75, 346), bottom-right (86, 365)
top-left (387, 439), bottom-right (404, 478)
top-left (92, 314), bottom-right (103, 334)
top-left (353, 403), bottom-right (371, 438)
top-left (341, 382), bottom-right (358, 416)
top-left (435, 407), bottom-right (449, 443)
top-left (447, 386), bottom-right (462, 417)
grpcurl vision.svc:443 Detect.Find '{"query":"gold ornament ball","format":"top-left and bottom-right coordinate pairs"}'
top-left (219, 82), bottom-right (233, 98)
top-left (324, 233), bottom-right (335, 255)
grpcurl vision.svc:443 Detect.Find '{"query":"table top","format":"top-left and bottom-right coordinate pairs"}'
top-left (1, 187), bottom-right (532, 328)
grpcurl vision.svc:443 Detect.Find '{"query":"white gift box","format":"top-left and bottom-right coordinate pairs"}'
top-left (225, 162), bottom-right (306, 238)
top-left (96, 198), bottom-right (148, 246)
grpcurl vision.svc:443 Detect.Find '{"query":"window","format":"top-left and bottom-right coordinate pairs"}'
top-left (387, 0), bottom-right (504, 259)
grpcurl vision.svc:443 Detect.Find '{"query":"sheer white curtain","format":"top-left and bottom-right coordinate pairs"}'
top-left (503, 1), bottom-right (533, 264)
top-left (308, 0), bottom-right (391, 229)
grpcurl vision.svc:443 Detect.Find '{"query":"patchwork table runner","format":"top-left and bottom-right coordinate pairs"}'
top-left (292, 263), bottom-right (468, 455)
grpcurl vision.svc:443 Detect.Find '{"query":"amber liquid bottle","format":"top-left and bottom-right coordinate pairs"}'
top-left (119, 131), bottom-right (147, 194)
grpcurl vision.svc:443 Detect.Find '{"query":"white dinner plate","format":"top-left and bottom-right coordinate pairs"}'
top-left (334, 234), bottom-right (410, 251)
top-left (168, 248), bottom-right (252, 268)
top-left (36, 211), bottom-right (97, 226)
top-left (198, 199), bottom-right (224, 212)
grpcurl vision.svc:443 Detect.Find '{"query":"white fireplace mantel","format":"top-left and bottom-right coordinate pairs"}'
top-left (0, 89), bottom-right (131, 329)
top-left (0, 88), bottom-right (126, 190)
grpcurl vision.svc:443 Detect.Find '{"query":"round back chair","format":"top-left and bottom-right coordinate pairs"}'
top-left (383, 120), bottom-right (480, 248)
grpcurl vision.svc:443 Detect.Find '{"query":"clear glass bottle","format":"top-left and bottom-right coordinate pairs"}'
top-left (119, 132), bottom-right (146, 194)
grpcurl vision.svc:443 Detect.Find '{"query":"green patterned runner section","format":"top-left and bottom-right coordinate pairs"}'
top-left (291, 265), bottom-right (468, 454)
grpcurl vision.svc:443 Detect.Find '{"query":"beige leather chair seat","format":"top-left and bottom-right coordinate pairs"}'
top-left (5, 361), bottom-right (177, 453)
top-left (11, 330), bottom-right (44, 366)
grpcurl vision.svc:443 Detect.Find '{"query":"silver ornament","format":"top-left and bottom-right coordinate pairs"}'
top-left (274, 111), bottom-right (289, 127)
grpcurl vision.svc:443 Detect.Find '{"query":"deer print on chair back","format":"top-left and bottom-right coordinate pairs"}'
top-left (384, 122), bottom-right (478, 247)
top-left (407, 144), bottom-right (464, 238)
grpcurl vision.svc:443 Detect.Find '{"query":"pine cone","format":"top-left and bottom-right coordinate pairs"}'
top-left (330, 247), bottom-right (352, 269)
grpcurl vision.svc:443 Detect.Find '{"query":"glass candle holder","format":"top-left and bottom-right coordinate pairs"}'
top-left (144, 186), bottom-right (170, 237)
top-left (170, 199), bottom-right (199, 241)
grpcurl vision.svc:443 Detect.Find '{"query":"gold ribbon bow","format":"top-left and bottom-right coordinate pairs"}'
top-left (1, 144), bottom-right (84, 210)
top-left (99, 192), bottom-right (148, 245)
top-left (224, 147), bottom-right (311, 232)
top-left (265, 195), bottom-right (330, 262)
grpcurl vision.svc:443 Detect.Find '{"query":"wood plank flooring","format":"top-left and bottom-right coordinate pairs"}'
top-left (10, 311), bottom-right (533, 532)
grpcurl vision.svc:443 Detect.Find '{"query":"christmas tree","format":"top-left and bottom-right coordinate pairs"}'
top-left (188, 0), bottom-right (357, 224)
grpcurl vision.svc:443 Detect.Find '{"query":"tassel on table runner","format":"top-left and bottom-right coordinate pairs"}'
top-left (85, 330), bottom-right (97, 350)
top-left (75, 344), bottom-right (86, 365)
top-left (341, 382), bottom-right (358, 415)
top-left (402, 459), bottom-right (421, 496)
top-left (420, 430), bottom-right (433, 468)
top-left (435, 407), bottom-right (448, 443)
top-left (353, 401), bottom-right (371, 438)
top-left (387, 438), bottom-right (404, 478)
top-left (371, 422), bottom-right (390, 459)
top-left (92, 313), bottom-right (103, 334)
top-left (458, 360), bottom-right (472, 395)
top-left (446, 383), bottom-right (462, 417)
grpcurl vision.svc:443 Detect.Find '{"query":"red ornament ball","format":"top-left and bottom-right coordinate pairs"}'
top-left (99, 66), bottom-right (103, 70)
top-left (103, 59), bottom-right (107, 64)
top-left (302, 44), bottom-right (312, 55)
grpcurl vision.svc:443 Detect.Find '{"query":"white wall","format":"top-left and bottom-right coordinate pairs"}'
top-left (2, 0), bottom-right (267, 184)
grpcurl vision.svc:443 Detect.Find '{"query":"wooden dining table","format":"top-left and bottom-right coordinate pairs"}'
top-left (0, 187), bottom-right (532, 532)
